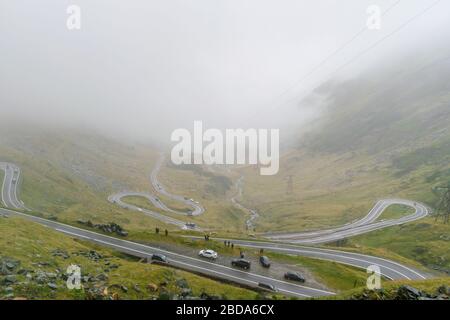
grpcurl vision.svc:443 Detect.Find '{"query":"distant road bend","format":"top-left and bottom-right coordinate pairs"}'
top-left (263, 199), bottom-right (429, 244)
top-left (109, 155), bottom-right (204, 231)
top-left (0, 160), bottom-right (430, 297)
top-left (0, 162), bottom-right (28, 210)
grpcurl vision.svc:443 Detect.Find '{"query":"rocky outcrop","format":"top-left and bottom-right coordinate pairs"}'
top-left (351, 285), bottom-right (450, 300)
top-left (76, 220), bottom-right (128, 237)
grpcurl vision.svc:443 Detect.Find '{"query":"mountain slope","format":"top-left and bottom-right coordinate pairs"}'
top-left (238, 52), bottom-right (450, 233)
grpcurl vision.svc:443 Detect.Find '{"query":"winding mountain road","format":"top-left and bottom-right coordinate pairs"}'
top-left (108, 155), bottom-right (204, 231)
top-left (263, 199), bottom-right (429, 244)
top-left (0, 162), bottom-right (27, 210)
top-left (0, 159), bottom-right (430, 297)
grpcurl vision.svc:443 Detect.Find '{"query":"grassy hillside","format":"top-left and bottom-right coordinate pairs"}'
top-left (0, 216), bottom-right (260, 300)
top-left (341, 217), bottom-right (450, 275)
top-left (0, 125), bottom-right (251, 234)
top-left (0, 126), bottom-right (182, 233)
top-left (324, 278), bottom-right (450, 300)
top-left (237, 55), bottom-right (450, 233)
top-left (157, 162), bottom-right (248, 233)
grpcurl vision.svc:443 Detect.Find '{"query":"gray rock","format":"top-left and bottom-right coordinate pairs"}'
top-left (180, 288), bottom-right (192, 297)
top-left (397, 285), bottom-right (423, 300)
top-left (45, 272), bottom-right (58, 279)
top-left (175, 278), bottom-right (189, 289)
top-left (95, 273), bottom-right (108, 282)
top-left (437, 285), bottom-right (450, 295)
top-left (51, 249), bottom-right (70, 259)
top-left (133, 284), bottom-right (141, 293)
top-left (47, 282), bottom-right (58, 290)
top-left (35, 271), bottom-right (48, 284)
top-left (0, 258), bottom-right (20, 275)
top-left (200, 292), bottom-right (221, 300)
top-left (4, 287), bottom-right (14, 294)
top-left (1, 275), bottom-right (17, 285)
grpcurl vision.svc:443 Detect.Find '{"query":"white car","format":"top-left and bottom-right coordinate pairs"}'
top-left (198, 249), bottom-right (218, 260)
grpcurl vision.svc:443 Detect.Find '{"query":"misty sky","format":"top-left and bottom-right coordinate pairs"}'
top-left (1, 0), bottom-right (449, 144)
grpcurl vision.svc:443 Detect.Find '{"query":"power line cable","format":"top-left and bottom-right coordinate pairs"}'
top-left (248, 0), bottom-right (443, 126)
top-left (269, 0), bottom-right (402, 105)
top-left (278, 0), bottom-right (443, 109)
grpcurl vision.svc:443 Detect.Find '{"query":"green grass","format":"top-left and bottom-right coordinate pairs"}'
top-left (377, 204), bottom-right (416, 221)
top-left (0, 128), bottom-right (184, 234)
top-left (158, 163), bottom-right (247, 233)
top-left (324, 278), bottom-right (450, 300)
top-left (0, 216), bottom-right (260, 300)
top-left (0, 127), bottom-right (250, 234)
top-left (343, 217), bottom-right (450, 274)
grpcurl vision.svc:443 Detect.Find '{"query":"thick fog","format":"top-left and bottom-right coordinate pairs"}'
top-left (1, 0), bottom-right (449, 145)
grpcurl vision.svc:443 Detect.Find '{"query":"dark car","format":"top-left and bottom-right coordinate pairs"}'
top-left (259, 256), bottom-right (271, 268)
top-left (185, 222), bottom-right (196, 229)
top-left (231, 258), bottom-right (251, 270)
top-left (284, 271), bottom-right (305, 283)
top-left (258, 282), bottom-right (277, 292)
top-left (151, 254), bottom-right (168, 263)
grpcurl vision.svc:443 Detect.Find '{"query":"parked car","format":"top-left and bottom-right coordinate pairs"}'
top-left (259, 256), bottom-right (271, 268)
top-left (199, 249), bottom-right (218, 260)
top-left (231, 258), bottom-right (251, 270)
top-left (258, 282), bottom-right (277, 292)
top-left (185, 222), bottom-right (196, 229)
top-left (284, 271), bottom-right (305, 283)
top-left (151, 254), bottom-right (168, 263)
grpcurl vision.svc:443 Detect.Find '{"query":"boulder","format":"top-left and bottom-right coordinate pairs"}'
top-left (397, 285), bottom-right (424, 300)
top-left (47, 282), bottom-right (58, 290)
top-left (95, 273), bottom-right (108, 282)
top-left (133, 284), bottom-right (141, 293)
top-left (200, 292), bottom-right (221, 300)
top-left (0, 258), bottom-right (20, 275)
top-left (175, 278), bottom-right (189, 289)
top-left (180, 288), bottom-right (192, 297)
top-left (51, 249), bottom-right (70, 259)
top-left (35, 271), bottom-right (48, 284)
top-left (1, 275), bottom-right (17, 285)
top-left (437, 285), bottom-right (450, 295)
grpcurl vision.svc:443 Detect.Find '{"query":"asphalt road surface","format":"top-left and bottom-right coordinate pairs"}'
top-left (109, 155), bottom-right (204, 231)
top-left (0, 206), bottom-right (333, 298)
top-left (0, 162), bottom-right (28, 210)
top-left (0, 161), bottom-right (430, 297)
top-left (263, 199), bottom-right (429, 244)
